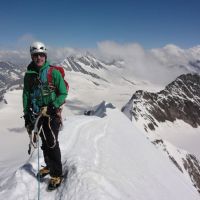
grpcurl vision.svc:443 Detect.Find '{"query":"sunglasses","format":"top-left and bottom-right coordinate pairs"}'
top-left (33, 53), bottom-right (46, 57)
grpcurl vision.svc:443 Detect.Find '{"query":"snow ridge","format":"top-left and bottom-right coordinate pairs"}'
top-left (0, 105), bottom-right (199, 199)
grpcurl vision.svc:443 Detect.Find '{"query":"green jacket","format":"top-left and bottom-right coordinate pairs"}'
top-left (23, 61), bottom-right (68, 114)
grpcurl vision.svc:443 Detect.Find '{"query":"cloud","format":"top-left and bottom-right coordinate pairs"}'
top-left (0, 34), bottom-right (86, 64)
top-left (47, 47), bottom-right (84, 63)
top-left (0, 34), bottom-right (38, 64)
top-left (0, 49), bottom-right (29, 64)
top-left (93, 41), bottom-right (191, 85)
top-left (0, 37), bottom-right (198, 85)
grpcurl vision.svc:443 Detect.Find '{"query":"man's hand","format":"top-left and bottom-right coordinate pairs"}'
top-left (24, 113), bottom-right (30, 127)
top-left (24, 113), bottom-right (34, 130)
top-left (33, 133), bottom-right (38, 143)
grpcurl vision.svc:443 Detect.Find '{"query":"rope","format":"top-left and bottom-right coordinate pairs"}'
top-left (47, 116), bottom-right (57, 148)
top-left (33, 113), bottom-right (56, 200)
top-left (37, 131), bottom-right (40, 200)
top-left (33, 114), bottom-right (42, 200)
top-left (32, 112), bottom-right (57, 199)
top-left (41, 116), bottom-right (56, 149)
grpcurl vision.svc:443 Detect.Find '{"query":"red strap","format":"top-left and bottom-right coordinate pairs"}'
top-left (47, 66), bottom-right (54, 85)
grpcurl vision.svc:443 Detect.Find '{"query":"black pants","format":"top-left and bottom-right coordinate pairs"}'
top-left (38, 116), bottom-right (62, 177)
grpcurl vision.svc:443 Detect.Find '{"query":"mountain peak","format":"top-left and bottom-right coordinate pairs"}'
top-left (122, 73), bottom-right (200, 131)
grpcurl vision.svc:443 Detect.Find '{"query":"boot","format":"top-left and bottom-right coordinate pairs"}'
top-left (37, 166), bottom-right (50, 179)
top-left (48, 176), bottom-right (63, 190)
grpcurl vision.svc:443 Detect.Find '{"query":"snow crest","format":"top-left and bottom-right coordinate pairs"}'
top-left (0, 106), bottom-right (199, 200)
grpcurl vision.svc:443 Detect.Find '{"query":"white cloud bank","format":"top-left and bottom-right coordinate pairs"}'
top-left (0, 37), bottom-right (199, 85)
top-left (94, 41), bottom-right (199, 84)
top-left (0, 50), bottom-right (28, 64)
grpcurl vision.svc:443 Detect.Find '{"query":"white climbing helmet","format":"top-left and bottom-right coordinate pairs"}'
top-left (30, 41), bottom-right (47, 55)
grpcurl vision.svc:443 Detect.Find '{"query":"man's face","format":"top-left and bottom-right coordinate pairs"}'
top-left (32, 53), bottom-right (46, 67)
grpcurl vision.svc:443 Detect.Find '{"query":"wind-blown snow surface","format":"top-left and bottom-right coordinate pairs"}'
top-left (0, 100), bottom-right (199, 199)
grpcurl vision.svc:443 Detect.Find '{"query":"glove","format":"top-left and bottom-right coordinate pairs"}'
top-left (33, 132), bottom-right (38, 143)
top-left (47, 104), bottom-right (57, 115)
top-left (24, 112), bottom-right (34, 130)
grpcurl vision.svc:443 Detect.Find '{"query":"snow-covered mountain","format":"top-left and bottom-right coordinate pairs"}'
top-left (61, 54), bottom-right (109, 82)
top-left (57, 54), bottom-right (163, 116)
top-left (0, 61), bottom-right (24, 101)
top-left (1, 50), bottom-right (200, 198)
top-left (0, 96), bottom-right (199, 200)
top-left (122, 73), bottom-right (200, 131)
top-left (122, 73), bottom-right (200, 193)
top-left (152, 138), bottom-right (200, 194)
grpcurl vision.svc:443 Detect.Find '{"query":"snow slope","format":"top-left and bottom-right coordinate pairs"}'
top-left (0, 90), bottom-right (29, 178)
top-left (0, 101), bottom-right (199, 199)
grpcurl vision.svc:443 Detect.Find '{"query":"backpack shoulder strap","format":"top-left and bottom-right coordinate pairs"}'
top-left (47, 65), bottom-right (54, 88)
top-left (47, 65), bottom-right (54, 86)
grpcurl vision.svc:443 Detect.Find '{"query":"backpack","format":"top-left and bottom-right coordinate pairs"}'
top-left (47, 65), bottom-right (69, 95)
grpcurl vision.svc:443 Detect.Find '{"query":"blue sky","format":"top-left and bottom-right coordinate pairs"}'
top-left (0, 0), bottom-right (200, 49)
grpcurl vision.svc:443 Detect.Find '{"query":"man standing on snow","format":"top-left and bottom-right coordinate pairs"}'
top-left (23, 41), bottom-right (68, 190)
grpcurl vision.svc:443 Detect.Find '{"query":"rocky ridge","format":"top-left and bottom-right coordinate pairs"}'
top-left (122, 73), bottom-right (200, 131)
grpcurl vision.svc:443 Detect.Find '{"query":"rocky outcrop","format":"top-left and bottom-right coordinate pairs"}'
top-left (122, 73), bottom-right (200, 131)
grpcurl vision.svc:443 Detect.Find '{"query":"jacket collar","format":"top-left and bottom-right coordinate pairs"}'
top-left (27, 61), bottom-right (50, 73)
